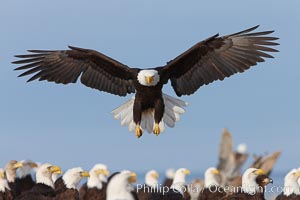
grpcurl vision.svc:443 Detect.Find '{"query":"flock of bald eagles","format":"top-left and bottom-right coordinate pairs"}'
top-left (6, 26), bottom-right (294, 200)
top-left (0, 130), bottom-right (299, 200)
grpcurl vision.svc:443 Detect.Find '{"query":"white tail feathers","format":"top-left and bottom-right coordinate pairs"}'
top-left (111, 93), bottom-right (188, 134)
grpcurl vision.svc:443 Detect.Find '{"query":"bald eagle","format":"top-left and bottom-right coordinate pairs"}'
top-left (15, 163), bottom-right (62, 200)
top-left (4, 160), bottom-right (23, 198)
top-left (15, 160), bottom-right (38, 195)
top-left (275, 169), bottom-right (300, 200)
top-left (163, 168), bottom-right (175, 188)
top-left (136, 170), bottom-right (160, 200)
top-left (159, 168), bottom-right (190, 200)
top-left (79, 164), bottom-right (110, 200)
top-left (106, 170), bottom-right (138, 200)
top-left (54, 167), bottom-right (89, 200)
top-left (222, 168), bottom-right (273, 200)
top-left (13, 25), bottom-right (278, 138)
top-left (0, 168), bottom-right (13, 200)
top-left (198, 167), bottom-right (226, 200)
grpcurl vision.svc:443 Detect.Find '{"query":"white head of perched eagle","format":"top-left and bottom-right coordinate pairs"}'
top-left (282, 169), bottom-right (300, 196)
top-left (36, 163), bottom-right (62, 189)
top-left (62, 167), bottom-right (90, 189)
top-left (204, 167), bottom-right (221, 188)
top-left (242, 168), bottom-right (272, 195)
top-left (145, 170), bottom-right (159, 188)
top-left (87, 164), bottom-right (110, 190)
top-left (170, 168), bottom-right (190, 195)
top-left (13, 25), bottom-right (279, 138)
top-left (106, 170), bottom-right (137, 200)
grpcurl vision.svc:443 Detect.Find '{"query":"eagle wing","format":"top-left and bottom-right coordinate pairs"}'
top-left (160, 25), bottom-right (279, 96)
top-left (13, 46), bottom-right (136, 96)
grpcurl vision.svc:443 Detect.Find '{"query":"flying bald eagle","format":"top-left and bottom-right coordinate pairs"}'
top-left (13, 25), bottom-right (279, 138)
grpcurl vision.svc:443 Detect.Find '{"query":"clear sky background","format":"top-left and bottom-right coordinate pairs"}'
top-left (0, 0), bottom-right (299, 176)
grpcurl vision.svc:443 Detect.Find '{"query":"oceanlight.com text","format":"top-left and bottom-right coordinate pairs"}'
top-left (135, 183), bottom-right (294, 195)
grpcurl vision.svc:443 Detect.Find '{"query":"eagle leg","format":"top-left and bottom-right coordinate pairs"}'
top-left (153, 123), bottom-right (160, 136)
top-left (135, 124), bottom-right (143, 138)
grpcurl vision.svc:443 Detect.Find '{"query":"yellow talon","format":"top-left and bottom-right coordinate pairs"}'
top-left (136, 125), bottom-right (143, 138)
top-left (153, 123), bottom-right (160, 136)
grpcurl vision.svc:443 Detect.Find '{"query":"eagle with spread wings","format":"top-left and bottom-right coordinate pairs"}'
top-left (13, 25), bottom-right (279, 138)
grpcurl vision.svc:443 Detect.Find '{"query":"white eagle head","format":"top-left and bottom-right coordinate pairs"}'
top-left (137, 69), bottom-right (160, 86)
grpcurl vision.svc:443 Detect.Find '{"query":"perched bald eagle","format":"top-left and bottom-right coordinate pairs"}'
top-left (275, 169), bottom-right (300, 200)
top-left (0, 168), bottom-right (13, 200)
top-left (4, 160), bottom-right (23, 198)
top-left (15, 163), bottom-right (62, 200)
top-left (222, 168), bottom-right (273, 200)
top-left (13, 25), bottom-right (278, 138)
top-left (106, 170), bottom-right (138, 200)
top-left (136, 170), bottom-right (160, 200)
top-left (54, 167), bottom-right (89, 200)
top-left (15, 160), bottom-right (38, 195)
top-left (157, 168), bottom-right (190, 200)
top-left (79, 164), bottom-right (110, 200)
top-left (198, 167), bottom-right (225, 200)
top-left (163, 168), bottom-right (175, 188)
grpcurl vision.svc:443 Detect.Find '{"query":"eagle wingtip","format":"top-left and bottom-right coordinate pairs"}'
top-left (27, 49), bottom-right (32, 52)
top-left (68, 45), bottom-right (87, 52)
top-left (249, 25), bottom-right (260, 31)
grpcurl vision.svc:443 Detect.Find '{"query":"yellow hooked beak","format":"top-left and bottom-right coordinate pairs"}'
top-left (213, 169), bottom-right (220, 175)
top-left (152, 172), bottom-right (159, 179)
top-left (255, 169), bottom-right (265, 175)
top-left (129, 172), bottom-right (137, 183)
top-left (80, 171), bottom-right (90, 178)
top-left (0, 171), bottom-right (5, 179)
top-left (95, 169), bottom-right (110, 176)
top-left (296, 170), bottom-right (300, 177)
top-left (49, 166), bottom-right (62, 174)
top-left (184, 169), bottom-right (191, 175)
top-left (146, 76), bottom-right (154, 85)
top-left (13, 162), bottom-right (23, 169)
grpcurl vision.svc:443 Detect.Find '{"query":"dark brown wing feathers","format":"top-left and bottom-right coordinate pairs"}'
top-left (161, 25), bottom-right (279, 96)
top-left (13, 46), bottom-right (135, 96)
top-left (14, 26), bottom-right (278, 98)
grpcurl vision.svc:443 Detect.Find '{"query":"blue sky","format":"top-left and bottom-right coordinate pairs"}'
top-left (0, 0), bottom-right (299, 176)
